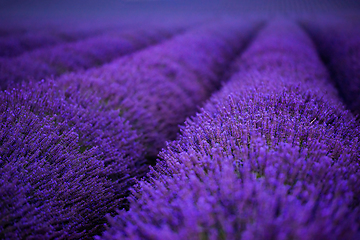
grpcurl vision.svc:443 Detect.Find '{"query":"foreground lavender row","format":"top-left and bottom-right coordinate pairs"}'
top-left (59, 19), bottom-right (261, 158)
top-left (302, 17), bottom-right (360, 117)
top-left (0, 26), bottom-right (181, 90)
top-left (0, 81), bottom-right (147, 239)
top-left (100, 20), bottom-right (360, 240)
top-left (0, 20), bottom-right (261, 239)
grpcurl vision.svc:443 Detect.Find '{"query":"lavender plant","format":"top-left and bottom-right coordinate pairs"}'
top-left (99, 20), bottom-right (360, 240)
top-left (0, 80), bottom-right (145, 239)
top-left (301, 17), bottom-right (360, 117)
top-left (0, 26), bottom-right (181, 90)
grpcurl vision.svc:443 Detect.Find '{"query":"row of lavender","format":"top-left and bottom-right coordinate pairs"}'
top-left (0, 26), bottom-right (103, 58)
top-left (99, 20), bottom-right (360, 239)
top-left (301, 16), bottom-right (360, 118)
top-left (0, 25), bottom-right (184, 90)
top-left (0, 20), bottom-right (157, 58)
top-left (0, 19), bottom-right (260, 239)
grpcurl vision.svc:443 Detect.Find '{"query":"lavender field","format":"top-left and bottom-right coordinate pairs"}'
top-left (1, 0), bottom-right (360, 239)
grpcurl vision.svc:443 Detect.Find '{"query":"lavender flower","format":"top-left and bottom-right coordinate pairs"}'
top-left (99, 20), bottom-right (360, 240)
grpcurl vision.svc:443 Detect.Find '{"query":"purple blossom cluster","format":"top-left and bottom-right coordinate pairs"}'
top-left (58, 20), bottom-right (262, 159)
top-left (0, 80), bottom-right (145, 239)
top-left (0, 26), bottom-right (181, 90)
top-left (301, 17), bottom-right (360, 117)
top-left (99, 20), bottom-right (360, 240)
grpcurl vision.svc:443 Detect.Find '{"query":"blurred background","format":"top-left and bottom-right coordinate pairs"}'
top-left (1, 0), bottom-right (359, 29)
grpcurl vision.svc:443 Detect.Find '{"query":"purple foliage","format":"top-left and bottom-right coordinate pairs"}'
top-left (58, 20), bottom-right (262, 157)
top-left (301, 17), bottom-right (360, 117)
top-left (99, 20), bottom-right (360, 240)
top-left (0, 27), bottom-right (181, 90)
top-left (0, 80), bottom-right (145, 239)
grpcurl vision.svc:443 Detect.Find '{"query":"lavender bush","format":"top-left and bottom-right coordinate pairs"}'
top-left (0, 80), bottom-right (145, 239)
top-left (301, 17), bottom-right (360, 117)
top-left (58, 20), bottom-right (262, 159)
top-left (0, 26), bottom-right (181, 90)
top-left (99, 20), bottom-right (360, 240)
